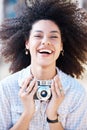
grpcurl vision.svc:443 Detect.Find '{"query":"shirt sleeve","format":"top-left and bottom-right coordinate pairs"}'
top-left (58, 76), bottom-right (87, 130)
top-left (0, 82), bottom-right (12, 130)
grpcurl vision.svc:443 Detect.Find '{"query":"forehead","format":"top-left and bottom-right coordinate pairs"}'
top-left (31, 20), bottom-right (61, 33)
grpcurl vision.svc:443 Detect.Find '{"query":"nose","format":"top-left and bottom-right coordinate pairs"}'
top-left (41, 41), bottom-right (50, 45)
top-left (41, 37), bottom-right (51, 46)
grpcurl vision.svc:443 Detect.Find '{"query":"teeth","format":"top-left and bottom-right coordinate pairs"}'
top-left (39, 49), bottom-right (52, 54)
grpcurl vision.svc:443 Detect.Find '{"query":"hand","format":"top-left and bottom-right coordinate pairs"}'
top-left (46, 75), bottom-right (64, 119)
top-left (18, 76), bottom-right (37, 120)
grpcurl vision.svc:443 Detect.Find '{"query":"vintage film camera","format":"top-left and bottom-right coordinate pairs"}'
top-left (34, 80), bottom-right (52, 101)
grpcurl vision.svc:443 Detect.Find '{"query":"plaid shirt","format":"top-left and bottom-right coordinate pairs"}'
top-left (0, 66), bottom-right (87, 130)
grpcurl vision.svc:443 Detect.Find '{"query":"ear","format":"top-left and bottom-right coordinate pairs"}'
top-left (60, 42), bottom-right (63, 51)
top-left (25, 40), bottom-right (30, 49)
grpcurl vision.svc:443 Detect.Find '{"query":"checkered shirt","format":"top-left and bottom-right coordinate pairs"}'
top-left (0, 66), bottom-right (87, 130)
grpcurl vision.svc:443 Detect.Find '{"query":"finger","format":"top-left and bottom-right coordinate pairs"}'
top-left (54, 80), bottom-right (61, 97)
top-left (54, 75), bottom-right (64, 96)
top-left (54, 76), bottom-right (61, 97)
top-left (25, 78), bottom-right (36, 94)
top-left (31, 81), bottom-right (38, 96)
top-left (58, 77), bottom-right (64, 96)
top-left (56, 76), bottom-right (64, 96)
top-left (20, 75), bottom-right (33, 92)
top-left (51, 80), bottom-right (57, 97)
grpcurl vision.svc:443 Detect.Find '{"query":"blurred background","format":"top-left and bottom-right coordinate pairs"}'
top-left (0, 0), bottom-right (87, 90)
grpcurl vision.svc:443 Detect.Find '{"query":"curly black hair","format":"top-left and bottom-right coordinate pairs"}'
top-left (0, 0), bottom-right (87, 78)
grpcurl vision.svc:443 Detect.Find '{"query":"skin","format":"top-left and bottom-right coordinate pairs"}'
top-left (10, 20), bottom-right (64, 130)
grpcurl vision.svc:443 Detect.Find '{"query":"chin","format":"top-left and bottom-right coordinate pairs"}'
top-left (38, 62), bottom-right (52, 67)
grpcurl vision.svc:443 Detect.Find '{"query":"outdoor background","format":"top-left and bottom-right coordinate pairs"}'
top-left (0, 0), bottom-right (87, 90)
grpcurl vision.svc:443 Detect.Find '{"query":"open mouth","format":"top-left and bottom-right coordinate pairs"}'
top-left (38, 49), bottom-right (53, 55)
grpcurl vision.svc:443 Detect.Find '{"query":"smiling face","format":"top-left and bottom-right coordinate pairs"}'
top-left (26, 20), bottom-right (63, 67)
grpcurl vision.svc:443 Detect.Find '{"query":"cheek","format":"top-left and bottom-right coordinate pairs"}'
top-left (55, 43), bottom-right (62, 50)
top-left (27, 41), bottom-right (33, 50)
top-left (29, 43), bottom-right (37, 55)
top-left (58, 42), bottom-right (63, 51)
top-left (55, 44), bottom-right (62, 56)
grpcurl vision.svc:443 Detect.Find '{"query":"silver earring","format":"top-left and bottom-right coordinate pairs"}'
top-left (61, 50), bottom-right (64, 56)
top-left (25, 48), bottom-right (29, 55)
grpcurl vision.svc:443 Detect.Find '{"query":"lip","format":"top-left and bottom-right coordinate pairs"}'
top-left (37, 47), bottom-right (54, 52)
top-left (39, 49), bottom-right (52, 53)
top-left (37, 48), bottom-right (54, 57)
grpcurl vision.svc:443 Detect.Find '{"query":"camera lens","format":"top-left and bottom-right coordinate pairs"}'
top-left (36, 85), bottom-right (52, 101)
top-left (41, 90), bottom-right (47, 97)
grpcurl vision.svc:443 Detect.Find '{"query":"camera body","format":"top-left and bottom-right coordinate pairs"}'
top-left (34, 80), bottom-right (52, 101)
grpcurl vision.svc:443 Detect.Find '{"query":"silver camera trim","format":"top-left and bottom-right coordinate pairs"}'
top-left (37, 80), bottom-right (52, 86)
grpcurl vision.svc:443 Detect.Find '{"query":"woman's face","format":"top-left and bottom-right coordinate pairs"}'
top-left (26, 20), bottom-right (63, 67)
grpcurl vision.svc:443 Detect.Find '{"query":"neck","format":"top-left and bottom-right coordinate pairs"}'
top-left (30, 65), bottom-right (57, 80)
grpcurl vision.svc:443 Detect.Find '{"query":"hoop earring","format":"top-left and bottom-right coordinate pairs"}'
top-left (61, 50), bottom-right (64, 56)
top-left (25, 48), bottom-right (29, 55)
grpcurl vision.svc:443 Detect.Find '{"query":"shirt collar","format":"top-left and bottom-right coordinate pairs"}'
top-left (18, 65), bottom-right (70, 92)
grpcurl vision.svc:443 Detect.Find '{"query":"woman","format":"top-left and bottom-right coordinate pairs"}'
top-left (0, 0), bottom-right (87, 130)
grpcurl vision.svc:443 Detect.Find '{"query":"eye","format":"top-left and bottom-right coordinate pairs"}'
top-left (50, 36), bottom-right (58, 38)
top-left (34, 35), bottom-right (42, 38)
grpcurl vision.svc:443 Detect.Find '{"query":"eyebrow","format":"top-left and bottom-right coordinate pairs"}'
top-left (50, 31), bottom-right (60, 34)
top-left (34, 30), bottom-right (60, 34)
